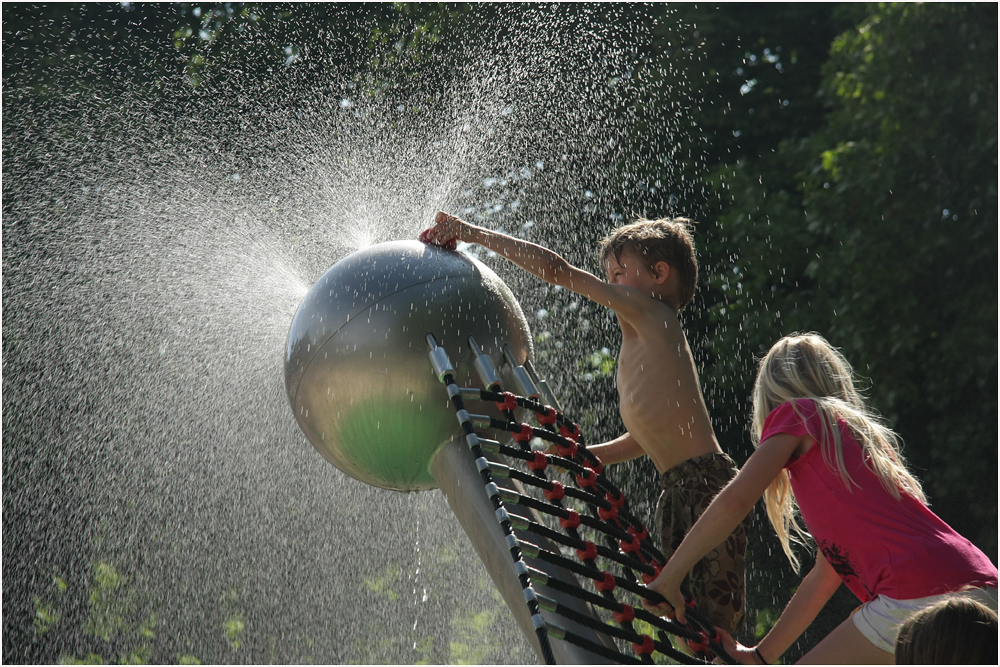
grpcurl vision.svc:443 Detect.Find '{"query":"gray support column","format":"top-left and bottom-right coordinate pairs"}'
top-left (431, 437), bottom-right (618, 664)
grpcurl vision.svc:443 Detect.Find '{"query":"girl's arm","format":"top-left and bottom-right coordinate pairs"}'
top-left (641, 432), bottom-right (808, 620)
top-left (751, 553), bottom-right (842, 664)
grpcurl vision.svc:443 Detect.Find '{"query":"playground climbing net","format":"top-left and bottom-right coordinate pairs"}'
top-left (427, 334), bottom-right (736, 665)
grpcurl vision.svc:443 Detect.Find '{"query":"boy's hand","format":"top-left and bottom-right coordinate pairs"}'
top-left (418, 211), bottom-right (468, 250)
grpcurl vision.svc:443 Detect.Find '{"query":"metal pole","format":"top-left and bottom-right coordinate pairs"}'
top-left (431, 438), bottom-right (617, 664)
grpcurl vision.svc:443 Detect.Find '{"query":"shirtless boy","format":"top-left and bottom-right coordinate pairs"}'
top-left (422, 212), bottom-right (751, 634)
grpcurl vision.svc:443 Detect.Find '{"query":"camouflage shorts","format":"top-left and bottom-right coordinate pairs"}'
top-left (656, 451), bottom-right (752, 634)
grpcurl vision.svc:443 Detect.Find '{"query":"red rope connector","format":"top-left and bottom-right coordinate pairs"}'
top-left (543, 480), bottom-right (565, 501)
top-left (627, 524), bottom-right (648, 541)
top-left (536, 406), bottom-right (557, 425)
top-left (632, 634), bottom-right (655, 656)
top-left (620, 534), bottom-right (641, 553)
top-left (559, 422), bottom-right (581, 442)
top-left (605, 491), bottom-right (625, 508)
top-left (559, 509), bottom-right (581, 530)
top-left (613, 604), bottom-right (635, 624)
top-left (527, 451), bottom-right (548, 471)
top-left (597, 503), bottom-right (619, 521)
top-left (641, 563), bottom-right (662, 584)
top-left (595, 571), bottom-right (617, 592)
top-left (555, 440), bottom-right (578, 458)
top-left (495, 392), bottom-right (517, 412)
top-left (687, 632), bottom-right (710, 654)
top-left (575, 467), bottom-right (598, 488)
top-left (576, 540), bottom-right (598, 562)
top-left (512, 423), bottom-right (534, 443)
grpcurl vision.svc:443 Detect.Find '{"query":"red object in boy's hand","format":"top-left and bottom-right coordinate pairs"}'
top-left (418, 227), bottom-right (457, 250)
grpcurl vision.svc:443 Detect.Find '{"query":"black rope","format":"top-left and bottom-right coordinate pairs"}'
top-left (486, 415), bottom-right (666, 562)
top-left (520, 531), bottom-right (733, 661)
top-left (501, 500), bottom-right (653, 575)
top-left (496, 450), bottom-right (621, 510)
top-left (536, 594), bottom-right (710, 665)
top-left (524, 565), bottom-right (702, 643)
top-left (545, 624), bottom-right (644, 664)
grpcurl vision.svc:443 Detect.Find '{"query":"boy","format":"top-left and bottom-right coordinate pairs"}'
top-left (422, 212), bottom-right (751, 634)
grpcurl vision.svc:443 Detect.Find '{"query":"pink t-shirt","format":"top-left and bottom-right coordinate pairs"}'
top-left (762, 399), bottom-right (998, 602)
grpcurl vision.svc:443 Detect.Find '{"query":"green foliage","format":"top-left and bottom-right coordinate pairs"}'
top-left (818, 4), bottom-right (996, 552)
top-left (412, 635), bottom-right (434, 665)
top-left (580, 347), bottom-right (617, 381)
top-left (222, 615), bottom-right (245, 651)
top-left (448, 609), bottom-right (496, 664)
top-left (754, 606), bottom-right (779, 641)
top-left (362, 564), bottom-right (402, 602)
top-left (85, 562), bottom-right (127, 643)
top-left (447, 586), bottom-right (520, 665)
top-left (76, 561), bottom-right (155, 663)
top-left (58, 652), bottom-right (105, 665)
top-left (623, 4), bottom-right (865, 216)
top-left (32, 573), bottom-right (67, 636)
top-left (32, 597), bottom-right (61, 636)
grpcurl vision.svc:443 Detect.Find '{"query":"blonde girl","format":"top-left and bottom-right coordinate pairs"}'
top-left (642, 333), bottom-right (997, 664)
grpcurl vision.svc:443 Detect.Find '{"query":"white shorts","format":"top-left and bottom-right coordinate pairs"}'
top-left (853, 586), bottom-right (999, 652)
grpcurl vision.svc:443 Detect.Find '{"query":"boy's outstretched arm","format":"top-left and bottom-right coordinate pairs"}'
top-left (426, 211), bottom-right (589, 290)
top-left (547, 431), bottom-right (646, 471)
top-left (424, 212), bottom-right (647, 320)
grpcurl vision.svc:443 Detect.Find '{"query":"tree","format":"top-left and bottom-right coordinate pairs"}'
top-left (706, 2), bottom-right (996, 555)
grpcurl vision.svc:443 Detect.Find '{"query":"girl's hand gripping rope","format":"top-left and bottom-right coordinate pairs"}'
top-left (639, 562), bottom-right (686, 622)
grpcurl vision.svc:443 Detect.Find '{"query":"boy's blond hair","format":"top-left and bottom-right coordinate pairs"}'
top-left (598, 218), bottom-right (698, 311)
top-left (751, 333), bottom-right (926, 571)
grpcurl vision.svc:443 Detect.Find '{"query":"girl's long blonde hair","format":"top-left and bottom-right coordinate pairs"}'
top-left (751, 333), bottom-right (925, 571)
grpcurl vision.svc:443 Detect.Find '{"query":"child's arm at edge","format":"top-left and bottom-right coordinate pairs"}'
top-left (586, 432), bottom-right (646, 465)
top-left (713, 553), bottom-right (842, 665)
top-left (752, 553), bottom-right (842, 664)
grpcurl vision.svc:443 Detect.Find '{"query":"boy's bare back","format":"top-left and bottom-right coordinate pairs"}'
top-left (611, 275), bottom-right (720, 473)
